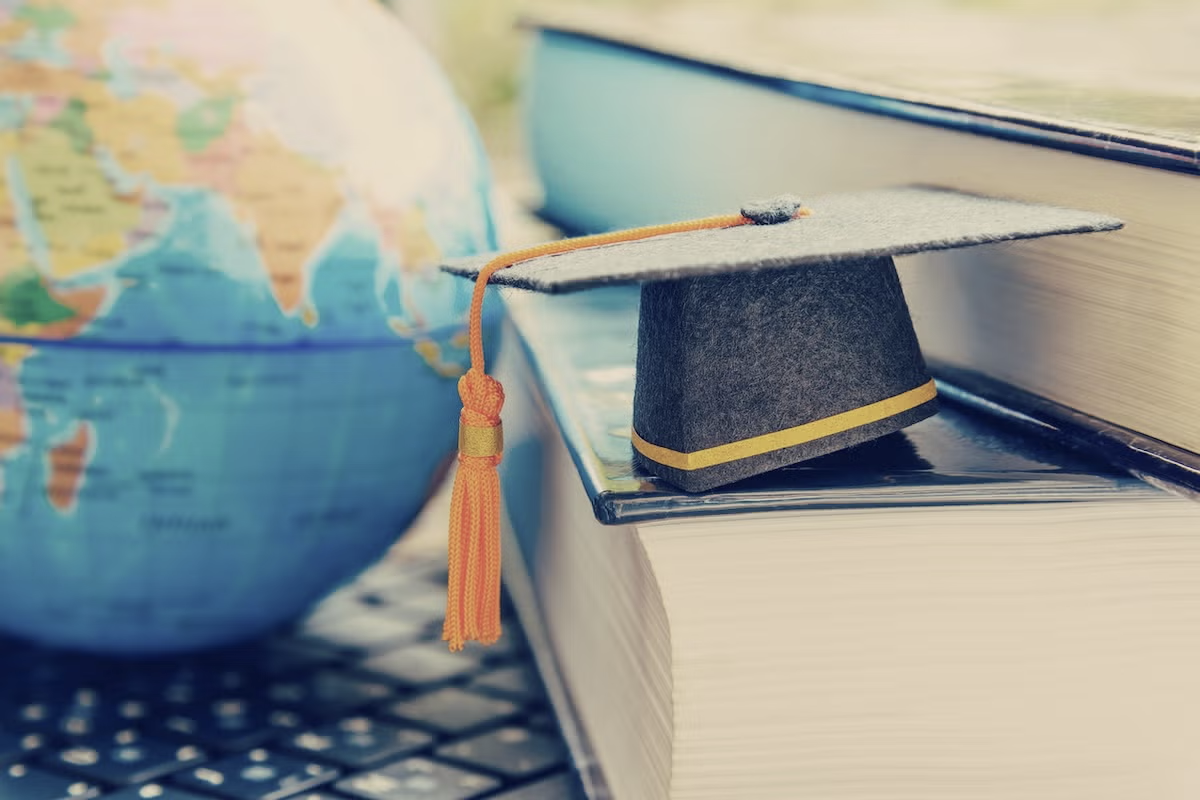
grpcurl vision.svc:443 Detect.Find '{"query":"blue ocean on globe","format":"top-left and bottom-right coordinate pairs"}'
top-left (0, 0), bottom-right (499, 653)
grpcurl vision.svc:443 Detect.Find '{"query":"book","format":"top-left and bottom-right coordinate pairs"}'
top-left (492, 287), bottom-right (1200, 800)
top-left (517, 5), bottom-right (1200, 495)
top-left (495, 284), bottom-right (1200, 800)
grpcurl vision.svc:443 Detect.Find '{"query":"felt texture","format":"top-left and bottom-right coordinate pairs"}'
top-left (633, 257), bottom-right (936, 492)
top-left (444, 185), bottom-right (1122, 292)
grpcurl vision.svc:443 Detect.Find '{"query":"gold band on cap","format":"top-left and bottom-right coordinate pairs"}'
top-left (632, 379), bottom-right (937, 471)
top-left (459, 422), bottom-right (504, 458)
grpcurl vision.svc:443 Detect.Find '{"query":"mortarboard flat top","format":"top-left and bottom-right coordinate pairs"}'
top-left (444, 185), bottom-right (1122, 492)
top-left (445, 186), bottom-right (1122, 291)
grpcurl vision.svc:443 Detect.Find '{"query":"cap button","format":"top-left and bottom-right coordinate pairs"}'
top-left (740, 195), bottom-right (805, 225)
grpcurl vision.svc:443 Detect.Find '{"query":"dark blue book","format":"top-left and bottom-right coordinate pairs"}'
top-left (518, 7), bottom-right (1200, 497)
top-left (494, 285), bottom-right (1200, 800)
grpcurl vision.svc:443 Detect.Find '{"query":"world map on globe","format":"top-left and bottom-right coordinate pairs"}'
top-left (0, 0), bottom-right (498, 653)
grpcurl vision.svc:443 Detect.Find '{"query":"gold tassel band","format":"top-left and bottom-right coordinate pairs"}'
top-left (459, 422), bottom-right (504, 458)
top-left (632, 379), bottom-right (937, 471)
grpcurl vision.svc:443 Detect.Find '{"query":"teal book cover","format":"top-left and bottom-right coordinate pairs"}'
top-left (527, 5), bottom-right (1200, 177)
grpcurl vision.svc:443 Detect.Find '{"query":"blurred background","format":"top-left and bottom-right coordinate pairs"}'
top-left (376, 0), bottom-right (1190, 176)
top-left (381, 0), bottom-right (889, 167)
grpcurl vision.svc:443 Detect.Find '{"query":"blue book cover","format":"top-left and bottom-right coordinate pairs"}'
top-left (497, 286), bottom-right (1168, 527)
top-left (527, 7), bottom-right (1200, 179)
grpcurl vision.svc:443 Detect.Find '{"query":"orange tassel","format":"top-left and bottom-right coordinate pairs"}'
top-left (443, 368), bottom-right (505, 650)
top-left (443, 252), bottom-right (512, 652)
top-left (442, 209), bottom-right (815, 651)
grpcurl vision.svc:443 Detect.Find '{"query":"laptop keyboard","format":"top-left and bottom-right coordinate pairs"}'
top-left (0, 556), bottom-right (584, 800)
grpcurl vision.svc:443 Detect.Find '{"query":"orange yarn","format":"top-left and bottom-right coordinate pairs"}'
top-left (443, 209), bottom-right (814, 650)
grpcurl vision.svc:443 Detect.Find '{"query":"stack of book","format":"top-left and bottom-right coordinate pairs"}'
top-left (489, 5), bottom-right (1200, 799)
top-left (521, 2), bottom-right (1200, 491)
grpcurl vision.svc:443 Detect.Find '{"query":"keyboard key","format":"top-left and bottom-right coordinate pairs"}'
top-left (362, 644), bottom-right (481, 689)
top-left (489, 773), bottom-right (584, 800)
top-left (154, 699), bottom-right (303, 752)
top-left (0, 727), bottom-right (47, 765)
top-left (282, 716), bottom-right (434, 768)
top-left (436, 727), bottom-right (566, 779)
top-left (171, 667), bottom-right (258, 702)
top-left (362, 588), bottom-right (448, 630)
top-left (460, 626), bottom-right (527, 665)
top-left (335, 757), bottom-right (497, 800)
top-left (14, 695), bottom-right (152, 740)
top-left (118, 664), bottom-right (255, 707)
top-left (266, 672), bottom-right (393, 719)
top-left (299, 616), bottom-right (426, 656)
top-left (0, 763), bottom-right (102, 799)
top-left (300, 588), bottom-right (372, 629)
top-left (100, 783), bottom-right (213, 799)
top-left (355, 558), bottom-right (448, 596)
top-left (385, 688), bottom-right (519, 736)
top-left (250, 640), bottom-right (346, 677)
top-left (172, 749), bottom-right (338, 800)
top-left (469, 665), bottom-right (544, 703)
top-left (46, 731), bottom-right (206, 785)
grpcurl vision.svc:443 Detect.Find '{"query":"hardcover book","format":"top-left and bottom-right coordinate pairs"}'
top-left (496, 285), bottom-right (1200, 800)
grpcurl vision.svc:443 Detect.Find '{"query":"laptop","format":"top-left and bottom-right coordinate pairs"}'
top-left (0, 550), bottom-right (587, 800)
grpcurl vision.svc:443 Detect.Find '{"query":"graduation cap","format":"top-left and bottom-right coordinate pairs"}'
top-left (437, 185), bottom-right (1122, 649)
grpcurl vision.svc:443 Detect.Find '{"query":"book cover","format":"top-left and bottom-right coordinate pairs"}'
top-left (528, 5), bottom-right (1200, 175)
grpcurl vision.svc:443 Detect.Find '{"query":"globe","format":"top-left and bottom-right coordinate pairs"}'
top-left (0, 0), bottom-right (498, 653)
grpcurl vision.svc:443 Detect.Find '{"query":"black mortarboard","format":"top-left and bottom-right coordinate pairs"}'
top-left (445, 186), bottom-right (1121, 492)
